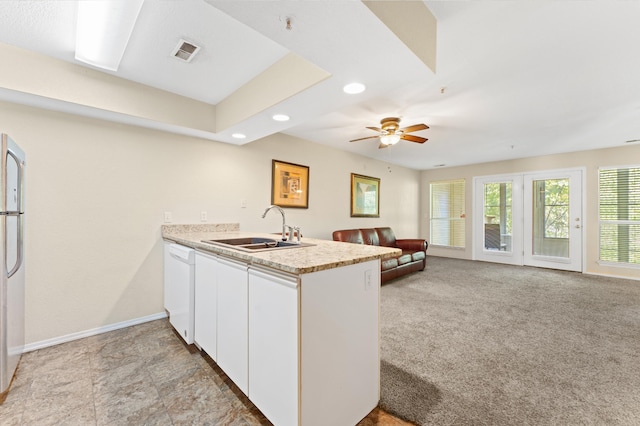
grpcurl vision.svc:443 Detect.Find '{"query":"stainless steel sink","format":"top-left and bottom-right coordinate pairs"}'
top-left (201, 237), bottom-right (315, 252)
top-left (206, 237), bottom-right (275, 246)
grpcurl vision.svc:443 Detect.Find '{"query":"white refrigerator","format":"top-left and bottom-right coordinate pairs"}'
top-left (0, 134), bottom-right (25, 397)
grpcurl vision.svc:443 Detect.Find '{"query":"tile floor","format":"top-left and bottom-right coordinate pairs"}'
top-left (0, 319), bottom-right (411, 425)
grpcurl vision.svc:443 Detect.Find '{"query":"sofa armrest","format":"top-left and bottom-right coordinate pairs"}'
top-left (396, 239), bottom-right (428, 252)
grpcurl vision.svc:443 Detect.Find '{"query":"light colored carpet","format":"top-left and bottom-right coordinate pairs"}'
top-left (380, 256), bottom-right (640, 425)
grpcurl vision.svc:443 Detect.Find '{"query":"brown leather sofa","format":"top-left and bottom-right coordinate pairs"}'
top-left (332, 227), bottom-right (428, 283)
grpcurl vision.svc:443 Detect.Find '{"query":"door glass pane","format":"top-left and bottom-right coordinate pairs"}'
top-left (483, 182), bottom-right (512, 252)
top-left (532, 178), bottom-right (569, 257)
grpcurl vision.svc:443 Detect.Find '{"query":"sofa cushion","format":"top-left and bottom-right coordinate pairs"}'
top-left (397, 254), bottom-right (413, 266)
top-left (376, 227), bottom-right (397, 247)
top-left (411, 251), bottom-right (426, 262)
top-left (360, 228), bottom-right (380, 245)
top-left (332, 229), bottom-right (364, 244)
top-left (381, 257), bottom-right (399, 271)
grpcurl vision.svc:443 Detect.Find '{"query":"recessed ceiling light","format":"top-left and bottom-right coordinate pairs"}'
top-left (232, 133), bottom-right (246, 139)
top-left (272, 114), bottom-right (290, 122)
top-left (343, 82), bottom-right (366, 94)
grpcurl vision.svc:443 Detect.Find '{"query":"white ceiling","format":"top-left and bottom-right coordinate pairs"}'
top-left (1, 0), bottom-right (639, 170)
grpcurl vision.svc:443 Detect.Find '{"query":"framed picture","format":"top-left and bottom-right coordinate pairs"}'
top-left (351, 173), bottom-right (380, 217)
top-left (271, 160), bottom-right (309, 208)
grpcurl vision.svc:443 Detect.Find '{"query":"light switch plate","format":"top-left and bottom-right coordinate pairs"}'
top-left (364, 270), bottom-right (372, 290)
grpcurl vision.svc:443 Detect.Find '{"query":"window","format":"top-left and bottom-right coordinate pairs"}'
top-left (599, 166), bottom-right (640, 265)
top-left (430, 179), bottom-right (465, 247)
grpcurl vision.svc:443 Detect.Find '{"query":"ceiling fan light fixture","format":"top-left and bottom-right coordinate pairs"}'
top-left (380, 133), bottom-right (401, 145)
top-left (350, 117), bottom-right (428, 146)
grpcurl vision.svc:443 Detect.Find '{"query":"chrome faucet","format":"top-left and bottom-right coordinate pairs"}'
top-left (262, 205), bottom-right (288, 241)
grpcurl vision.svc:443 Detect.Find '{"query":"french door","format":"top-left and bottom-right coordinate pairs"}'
top-left (474, 169), bottom-right (583, 272)
top-left (474, 175), bottom-right (524, 265)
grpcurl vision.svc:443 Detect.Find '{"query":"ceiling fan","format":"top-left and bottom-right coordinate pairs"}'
top-left (350, 117), bottom-right (429, 149)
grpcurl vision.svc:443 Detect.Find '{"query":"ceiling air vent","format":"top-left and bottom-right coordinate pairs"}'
top-left (171, 39), bottom-right (200, 62)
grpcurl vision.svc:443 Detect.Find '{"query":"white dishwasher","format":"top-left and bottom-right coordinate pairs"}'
top-left (163, 242), bottom-right (195, 344)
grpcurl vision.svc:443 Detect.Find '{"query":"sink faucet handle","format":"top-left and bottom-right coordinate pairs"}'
top-left (289, 226), bottom-right (301, 244)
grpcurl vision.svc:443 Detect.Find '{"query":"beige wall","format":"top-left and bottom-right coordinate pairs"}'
top-left (421, 145), bottom-right (640, 280)
top-left (0, 101), bottom-right (420, 345)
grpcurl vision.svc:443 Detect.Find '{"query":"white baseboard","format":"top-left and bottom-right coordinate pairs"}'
top-left (584, 271), bottom-right (640, 282)
top-left (23, 311), bottom-right (168, 353)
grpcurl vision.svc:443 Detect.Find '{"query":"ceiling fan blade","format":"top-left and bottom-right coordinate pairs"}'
top-left (365, 126), bottom-right (383, 132)
top-left (378, 143), bottom-right (389, 149)
top-left (401, 134), bottom-right (428, 143)
top-left (350, 136), bottom-right (380, 142)
top-left (400, 123), bottom-right (429, 133)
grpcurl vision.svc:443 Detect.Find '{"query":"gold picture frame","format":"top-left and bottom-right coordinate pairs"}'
top-left (351, 173), bottom-right (380, 217)
top-left (271, 160), bottom-right (309, 209)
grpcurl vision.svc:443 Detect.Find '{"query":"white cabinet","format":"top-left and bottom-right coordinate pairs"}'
top-left (248, 267), bottom-right (299, 426)
top-left (299, 260), bottom-right (380, 426)
top-left (216, 256), bottom-right (249, 395)
top-left (194, 251), bottom-right (217, 360)
top-left (163, 242), bottom-right (195, 344)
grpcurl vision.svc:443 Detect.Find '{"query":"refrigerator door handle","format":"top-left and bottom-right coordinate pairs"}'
top-left (7, 145), bottom-right (25, 213)
top-left (6, 148), bottom-right (24, 279)
top-left (7, 214), bottom-right (23, 279)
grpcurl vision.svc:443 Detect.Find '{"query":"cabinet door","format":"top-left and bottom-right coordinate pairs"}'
top-left (194, 252), bottom-right (217, 360)
top-left (248, 267), bottom-right (298, 426)
top-left (216, 257), bottom-right (249, 395)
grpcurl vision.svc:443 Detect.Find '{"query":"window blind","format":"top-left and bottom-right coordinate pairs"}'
top-left (430, 179), bottom-right (465, 247)
top-left (599, 167), bottom-right (640, 265)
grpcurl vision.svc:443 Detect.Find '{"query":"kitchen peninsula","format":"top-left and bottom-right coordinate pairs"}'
top-left (162, 224), bottom-right (400, 426)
